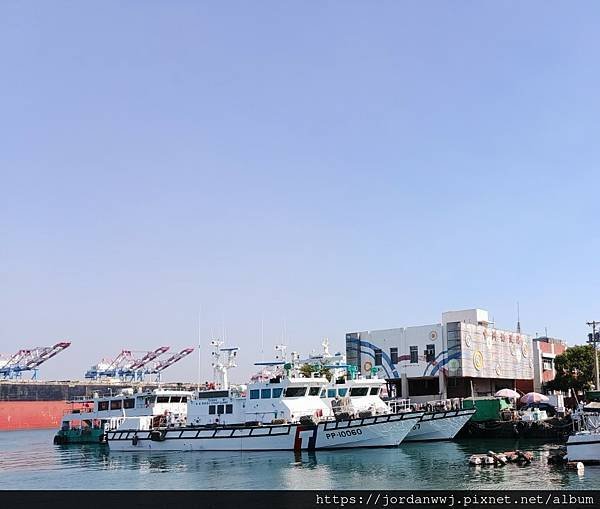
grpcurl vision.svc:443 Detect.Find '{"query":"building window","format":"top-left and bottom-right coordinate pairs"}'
top-left (410, 346), bottom-right (418, 364)
top-left (261, 389), bottom-right (271, 399)
top-left (425, 344), bottom-right (436, 362)
top-left (390, 347), bottom-right (398, 364)
top-left (543, 359), bottom-right (553, 371)
top-left (374, 349), bottom-right (383, 366)
top-left (250, 389), bottom-right (260, 400)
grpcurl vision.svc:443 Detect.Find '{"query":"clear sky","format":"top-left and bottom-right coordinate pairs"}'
top-left (1, 2), bottom-right (599, 383)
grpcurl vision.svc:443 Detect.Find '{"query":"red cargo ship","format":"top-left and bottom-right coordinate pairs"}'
top-left (0, 380), bottom-right (192, 430)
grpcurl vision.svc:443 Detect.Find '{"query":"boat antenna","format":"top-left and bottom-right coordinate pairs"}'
top-left (222, 312), bottom-right (226, 344)
top-left (197, 307), bottom-right (202, 393)
top-left (516, 301), bottom-right (521, 334)
top-left (260, 316), bottom-right (265, 361)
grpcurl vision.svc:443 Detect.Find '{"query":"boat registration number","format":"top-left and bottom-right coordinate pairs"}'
top-left (325, 429), bottom-right (363, 439)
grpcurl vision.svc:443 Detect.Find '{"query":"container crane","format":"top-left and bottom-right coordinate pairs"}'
top-left (85, 346), bottom-right (170, 381)
top-left (0, 341), bottom-right (71, 380)
top-left (146, 347), bottom-right (194, 381)
top-left (85, 345), bottom-right (193, 381)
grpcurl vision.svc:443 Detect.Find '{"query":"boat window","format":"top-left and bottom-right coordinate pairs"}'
top-left (338, 388), bottom-right (348, 397)
top-left (308, 387), bottom-right (320, 396)
top-left (226, 404), bottom-right (233, 414)
top-left (217, 404), bottom-right (225, 414)
top-left (209, 405), bottom-right (216, 415)
top-left (110, 400), bottom-right (122, 410)
top-left (250, 389), bottom-right (260, 400)
top-left (157, 396), bottom-right (170, 403)
top-left (272, 388), bottom-right (283, 398)
top-left (98, 401), bottom-right (109, 411)
top-left (327, 389), bottom-right (336, 398)
top-left (350, 387), bottom-right (369, 397)
top-left (390, 347), bottom-right (398, 364)
top-left (124, 398), bottom-right (135, 409)
top-left (170, 396), bottom-right (182, 403)
top-left (261, 389), bottom-right (271, 399)
top-left (320, 388), bottom-right (327, 398)
top-left (181, 396), bottom-right (188, 403)
top-left (284, 387), bottom-right (307, 398)
top-left (370, 387), bottom-right (380, 396)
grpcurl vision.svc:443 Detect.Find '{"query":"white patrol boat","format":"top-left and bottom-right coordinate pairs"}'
top-left (107, 342), bottom-right (424, 451)
top-left (53, 387), bottom-right (193, 444)
top-left (321, 379), bottom-right (474, 441)
top-left (309, 339), bottom-right (475, 441)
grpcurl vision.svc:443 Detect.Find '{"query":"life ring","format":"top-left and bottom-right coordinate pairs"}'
top-left (429, 330), bottom-right (438, 341)
top-left (363, 361), bottom-right (373, 372)
top-left (495, 364), bottom-right (502, 376)
top-left (521, 342), bottom-right (529, 358)
top-left (465, 334), bottom-right (472, 348)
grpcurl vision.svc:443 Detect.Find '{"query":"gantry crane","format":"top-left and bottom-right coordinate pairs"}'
top-left (0, 341), bottom-right (71, 379)
top-left (85, 345), bottom-right (194, 381)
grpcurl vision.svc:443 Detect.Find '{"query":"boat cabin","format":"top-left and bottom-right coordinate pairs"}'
top-left (59, 388), bottom-right (193, 433)
top-left (187, 376), bottom-right (333, 426)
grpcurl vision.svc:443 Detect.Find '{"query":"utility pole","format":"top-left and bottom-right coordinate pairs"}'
top-left (586, 321), bottom-right (600, 391)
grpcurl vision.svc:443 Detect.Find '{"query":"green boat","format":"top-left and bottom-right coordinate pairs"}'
top-left (54, 424), bottom-right (106, 444)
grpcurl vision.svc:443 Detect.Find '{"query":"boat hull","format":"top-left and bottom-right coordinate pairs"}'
top-left (53, 428), bottom-right (106, 445)
top-left (403, 409), bottom-right (476, 442)
top-left (0, 401), bottom-right (69, 430)
top-left (108, 412), bottom-right (424, 452)
top-left (566, 433), bottom-right (600, 463)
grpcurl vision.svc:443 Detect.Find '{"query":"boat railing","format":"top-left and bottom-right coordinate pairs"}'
top-left (387, 398), bottom-right (412, 413)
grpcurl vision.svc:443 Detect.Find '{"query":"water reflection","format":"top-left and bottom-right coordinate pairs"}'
top-left (2, 429), bottom-right (600, 490)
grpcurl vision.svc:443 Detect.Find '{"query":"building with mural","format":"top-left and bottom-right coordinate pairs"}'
top-left (346, 308), bottom-right (551, 402)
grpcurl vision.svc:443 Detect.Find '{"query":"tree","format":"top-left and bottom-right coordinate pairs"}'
top-left (547, 344), bottom-right (599, 393)
top-left (299, 363), bottom-right (332, 381)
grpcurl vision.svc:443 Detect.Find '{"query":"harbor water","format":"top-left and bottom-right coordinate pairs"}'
top-left (1, 429), bottom-right (600, 490)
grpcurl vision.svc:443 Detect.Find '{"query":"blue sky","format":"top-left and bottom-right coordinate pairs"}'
top-left (1, 2), bottom-right (599, 382)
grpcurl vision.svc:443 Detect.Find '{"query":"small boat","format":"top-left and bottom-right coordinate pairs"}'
top-left (53, 387), bottom-right (193, 444)
top-left (565, 402), bottom-right (600, 463)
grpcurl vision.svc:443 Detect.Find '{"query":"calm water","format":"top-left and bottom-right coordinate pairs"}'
top-left (1, 429), bottom-right (599, 490)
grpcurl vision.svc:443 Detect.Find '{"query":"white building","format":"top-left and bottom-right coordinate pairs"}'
top-left (346, 308), bottom-right (537, 402)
